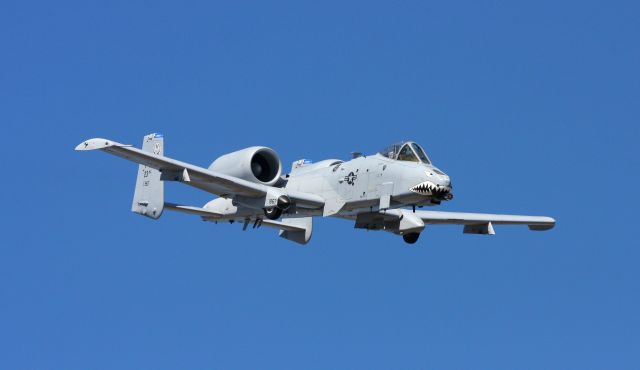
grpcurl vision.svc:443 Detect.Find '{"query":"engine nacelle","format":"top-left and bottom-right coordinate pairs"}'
top-left (208, 146), bottom-right (282, 186)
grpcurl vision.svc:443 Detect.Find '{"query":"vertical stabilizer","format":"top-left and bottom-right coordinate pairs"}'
top-left (131, 133), bottom-right (164, 219)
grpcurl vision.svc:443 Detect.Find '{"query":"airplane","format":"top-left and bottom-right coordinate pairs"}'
top-left (75, 133), bottom-right (555, 245)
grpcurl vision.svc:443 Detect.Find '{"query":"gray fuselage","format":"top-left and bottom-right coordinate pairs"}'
top-left (283, 153), bottom-right (452, 217)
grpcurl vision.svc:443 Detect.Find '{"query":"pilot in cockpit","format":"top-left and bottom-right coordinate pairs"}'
top-left (379, 141), bottom-right (432, 164)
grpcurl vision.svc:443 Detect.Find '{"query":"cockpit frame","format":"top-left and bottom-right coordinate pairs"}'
top-left (379, 141), bottom-right (432, 164)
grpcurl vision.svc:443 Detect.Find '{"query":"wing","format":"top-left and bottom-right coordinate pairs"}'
top-left (75, 137), bottom-right (324, 208)
top-left (351, 209), bottom-right (555, 235)
top-left (409, 209), bottom-right (555, 234)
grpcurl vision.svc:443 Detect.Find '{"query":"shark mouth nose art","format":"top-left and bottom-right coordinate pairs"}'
top-left (410, 181), bottom-right (453, 199)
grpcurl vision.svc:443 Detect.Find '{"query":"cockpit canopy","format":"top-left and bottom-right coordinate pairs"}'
top-left (379, 141), bottom-right (432, 164)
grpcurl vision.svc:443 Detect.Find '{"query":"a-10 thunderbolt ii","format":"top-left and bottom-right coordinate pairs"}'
top-left (76, 133), bottom-right (555, 245)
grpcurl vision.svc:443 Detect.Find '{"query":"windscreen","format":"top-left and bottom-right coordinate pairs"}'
top-left (411, 143), bottom-right (431, 164)
top-left (397, 144), bottom-right (419, 162)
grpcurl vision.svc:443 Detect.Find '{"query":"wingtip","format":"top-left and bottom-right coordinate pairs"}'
top-left (75, 138), bottom-right (122, 151)
top-left (529, 217), bottom-right (556, 231)
top-left (546, 217), bottom-right (556, 228)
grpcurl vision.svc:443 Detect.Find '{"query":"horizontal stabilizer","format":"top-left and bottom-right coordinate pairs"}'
top-left (164, 202), bottom-right (311, 242)
top-left (275, 217), bottom-right (313, 245)
top-left (164, 203), bottom-right (223, 217)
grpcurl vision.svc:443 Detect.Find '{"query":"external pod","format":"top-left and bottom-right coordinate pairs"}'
top-left (208, 146), bottom-right (282, 186)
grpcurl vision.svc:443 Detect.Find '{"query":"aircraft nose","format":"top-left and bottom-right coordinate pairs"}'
top-left (409, 180), bottom-right (453, 200)
top-left (439, 174), bottom-right (452, 193)
top-left (441, 175), bottom-right (451, 188)
top-left (409, 169), bottom-right (453, 200)
top-left (425, 167), bottom-right (450, 187)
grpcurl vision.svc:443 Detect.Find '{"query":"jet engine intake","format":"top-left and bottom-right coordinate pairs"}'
top-left (209, 146), bottom-right (282, 186)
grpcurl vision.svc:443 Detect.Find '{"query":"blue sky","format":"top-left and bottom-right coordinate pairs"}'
top-left (1, 0), bottom-right (639, 368)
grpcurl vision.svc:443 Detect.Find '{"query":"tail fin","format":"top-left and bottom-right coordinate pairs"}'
top-left (131, 133), bottom-right (164, 219)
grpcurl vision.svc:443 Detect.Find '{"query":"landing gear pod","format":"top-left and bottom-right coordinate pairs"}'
top-left (403, 233), bottom-right (420, 244)
top-left (263, 195), bottom-right (292, 220)
top-left (264, 207), bottom-right (282, 220)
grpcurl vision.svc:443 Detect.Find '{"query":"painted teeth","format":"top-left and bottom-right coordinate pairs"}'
top-left (410, 181), bottom-right (450, 196)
